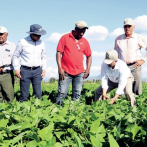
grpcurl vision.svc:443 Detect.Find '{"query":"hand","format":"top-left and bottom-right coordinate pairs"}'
top-left (0, 68), bottom-right (3, 73)
top-left (41, 69), bottom-right (45, 78)
top-left (102, 94), bottom-right (109, 100)
top-left (83, 69), bottom-right (90, 79)
top-left (110, 98), bottom-right (116, 105)
top-left (59, 68), bottom-right (65, 80)
top-left (133, 59), bottom-right (145, 67)
top-left (15, 70), bottom-right (21, 79)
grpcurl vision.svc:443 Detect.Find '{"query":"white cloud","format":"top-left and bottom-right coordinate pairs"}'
top-left (134, 15), bottom-right (147, 32)
top-left (46, 33), bottom-right (64, 43)
top-left (45, 66), bottom-right (58, 79)
top-left (90, 66), bottom-right (101, 76)
top-left (109, 28), bottom-right (124, 37)
top-left (92, 51), bottom-right (105, 57)
top-left (85, 26), bottom-right (109, 41)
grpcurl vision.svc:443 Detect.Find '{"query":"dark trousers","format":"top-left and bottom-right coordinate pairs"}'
top-left (20, 66), bottom-right (42, 102)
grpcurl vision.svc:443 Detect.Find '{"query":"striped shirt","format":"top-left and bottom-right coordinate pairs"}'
top-left (114, 33), bottom-right (147, 64)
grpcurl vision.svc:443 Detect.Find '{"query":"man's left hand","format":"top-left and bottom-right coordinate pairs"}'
top-left (134, 59), bottom-right (145, 67)
top-left (41, 69), bottom-right (45, 78)
top-left (83, 69), bottom-right (90, 79)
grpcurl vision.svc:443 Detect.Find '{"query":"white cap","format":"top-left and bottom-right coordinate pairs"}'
top-left (75, 21), bottom-right (88, 29)
top-left (0, 27), bottom-right (8, 33)
top-left (124, 18), bottom-right (134, 26)
top-left (103, 49), bottom-right (118, 64)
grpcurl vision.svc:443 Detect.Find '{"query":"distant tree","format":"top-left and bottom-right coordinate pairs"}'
top-left (49, 77), bottom-right (56, 83)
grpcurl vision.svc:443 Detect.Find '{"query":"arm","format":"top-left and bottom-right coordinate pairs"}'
top-left (56, 51), bottom-right (65, 80)
top-left (134, 36), bottom-right (147, 67)
top-left (41, 43), bottom-right (47, 78)
top-left (12, 41), bottom-right (22, 78)
top-left (83, 56), bottom-right (92, 79)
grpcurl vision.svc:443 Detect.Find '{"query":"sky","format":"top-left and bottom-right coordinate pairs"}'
top-left (1, 0), bottom-right (147, 80)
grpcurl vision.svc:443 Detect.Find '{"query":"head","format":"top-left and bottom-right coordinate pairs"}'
top-left (0, 27), bottom-right (8, 44)
top-left (123, 18), bottom-right (135, 37)
top-left (74, 21), bottom-right (88, 39)
top-left (27, 24), bottom-right (46, 41)
top-left (103, 49), bottom-right (118, 69)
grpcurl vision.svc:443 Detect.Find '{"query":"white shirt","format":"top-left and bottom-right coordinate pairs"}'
top-left (115, 33), bottom-right (147, 64)
top-left (0, 40), bottom-right (16, 71)
top-left (12, 36), bottom-right (46, 70)
top-left (101, 59), bottom-right (131, 95)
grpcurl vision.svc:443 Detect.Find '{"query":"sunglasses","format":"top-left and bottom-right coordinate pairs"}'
top-left (124, 25), bottom-right (132, 28)
top-left (0, 33), bottom-right (5, 36)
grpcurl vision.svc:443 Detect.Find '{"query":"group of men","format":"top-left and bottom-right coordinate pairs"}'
top-left (0, 18), bottom-right (147, 106)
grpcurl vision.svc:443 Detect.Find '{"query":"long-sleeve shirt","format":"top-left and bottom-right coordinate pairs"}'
top-left (114, 33), bottom-right (147, 64)
top-left (0, 40), bottom-right (16, 71)
top-left (101, 59), bottom-right (131, 95)
top-left (12, 36), bottom-right (46, 70)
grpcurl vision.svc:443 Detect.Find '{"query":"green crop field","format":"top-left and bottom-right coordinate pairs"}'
top-left (1, 82), bottom-right (147, 147)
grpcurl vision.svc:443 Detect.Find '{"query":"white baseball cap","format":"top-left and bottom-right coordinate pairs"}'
top-left (0, 27), bottom-right (8, 33)
top-left (75, 21), bottom-right (88, 29)
top-left (103, 49), bottom-right (118, 64)
top-left (124, 18), bottom-right (134, 26)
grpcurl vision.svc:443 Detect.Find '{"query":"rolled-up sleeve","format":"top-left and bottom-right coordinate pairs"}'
top-left (101, 63), bottom-right (108, 90)
top-left (12, 41), bottom-right (22, 70)
top-left (41, 42), bottom-right (47, 70)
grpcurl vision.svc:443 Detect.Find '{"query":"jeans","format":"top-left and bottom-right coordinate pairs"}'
top-left (20, 66), bottom-right (42, 102)
top-left (56, 72), bottom-right (84, 105)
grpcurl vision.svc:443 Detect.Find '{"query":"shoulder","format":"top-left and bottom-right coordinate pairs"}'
top-left (82, 37), bottom-right (89, 44)
top-left (117, 59), bottom-right (128, 69)
top-left (115, 34), bottom-right (125, 41)
top-left (7, 40), bottom-right (16, 47)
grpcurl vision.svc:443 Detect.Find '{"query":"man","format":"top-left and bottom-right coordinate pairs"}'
top-left (12, 24), bottom-right (46, 102)
top-left (114, 18), bottom-right (147, 95)
top-left (94, 49), bottom-right (136, 107)
top-left (56, 21), bottom-right (92, 105)
top-left (0, 27), bottom-right (16, 103)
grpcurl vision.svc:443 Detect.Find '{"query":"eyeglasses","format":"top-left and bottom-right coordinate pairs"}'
top-left (124, 25), bottom-right (132, 28)
top-left (0, 33), bottom-right (5, 36)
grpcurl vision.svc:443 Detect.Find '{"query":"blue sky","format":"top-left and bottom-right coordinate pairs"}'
top-left (1, 0), bottom-right (147, 80)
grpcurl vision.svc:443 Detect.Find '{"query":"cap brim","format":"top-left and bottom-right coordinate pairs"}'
top-left (26, 29), bottom-right (46, 35)
top-left (103, 59), bottom-right (114, 64)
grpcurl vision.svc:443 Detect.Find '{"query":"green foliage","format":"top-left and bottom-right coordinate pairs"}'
top-left (0, 83), bottom-right (147, 146)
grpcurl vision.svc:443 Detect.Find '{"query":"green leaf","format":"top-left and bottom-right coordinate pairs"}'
top-left (26, 140), bottom-right (38, 147)
top-left (90, 119), bottom-right (100, 133)
top-left (90, 135), bottom-right (102, 147)
top-left (108, 133), bottom-right (119, 147)
top-left (74, 133), bottom-right (82, 147)
top-left (125, 123), bottom-right (140, 140)
top-left (0, 119), bottom-right (8, 128)
top-left (38, 123), bottom-right (54, 141)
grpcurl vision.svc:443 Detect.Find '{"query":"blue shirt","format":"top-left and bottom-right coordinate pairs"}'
top-left (12, 36), bottom-right (46, 70)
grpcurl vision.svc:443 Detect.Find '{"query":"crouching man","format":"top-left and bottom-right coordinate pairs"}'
top-left (94, 49), bottom-right (136, 106)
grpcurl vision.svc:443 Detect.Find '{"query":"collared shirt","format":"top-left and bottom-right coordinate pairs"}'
top-left (0, 40), bottom-right (16, 71)
top-left (114, 33), bottom-right (147, 64)
top-left (12, 36), bottom-right (46, 70)
top-left (101, 59), bottom-right (131, 95)
top-left (57, 31), bottom-right (92, 75)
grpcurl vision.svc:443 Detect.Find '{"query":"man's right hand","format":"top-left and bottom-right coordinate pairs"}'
top-left (102, 94), bottom-right (109, 100)
top-left (15, 70), bottom-right (21, 79)
top-left (59, 68), bottom-right (65, 80)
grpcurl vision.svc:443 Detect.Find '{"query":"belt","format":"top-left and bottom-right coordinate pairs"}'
top-left (0, 70), bottom-right (11, 75)
top-left (21, 66), bottom-right (40, 70)
top-left (127, 62), bottom-right (136, 66)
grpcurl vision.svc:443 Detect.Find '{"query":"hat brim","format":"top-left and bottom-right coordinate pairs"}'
top-left (103, 59), bottom-right (114, 64)
top-left (124, 23), bottom-right (134, 26)
top-left (26, 29), bottom-right (46, 35)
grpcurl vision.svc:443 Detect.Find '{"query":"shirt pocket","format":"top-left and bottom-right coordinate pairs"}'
top-left (3, 50), bottom-right (12, 64)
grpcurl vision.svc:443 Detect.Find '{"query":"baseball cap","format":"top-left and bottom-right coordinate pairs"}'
top-left (75, 21), bottom-right (88, 29)
top-left (124, 18), bottom-right (134, 26)
top-left (0, 27), bottom-right (8, 33)
top-left (103, 49), bottom-right (118, 64)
